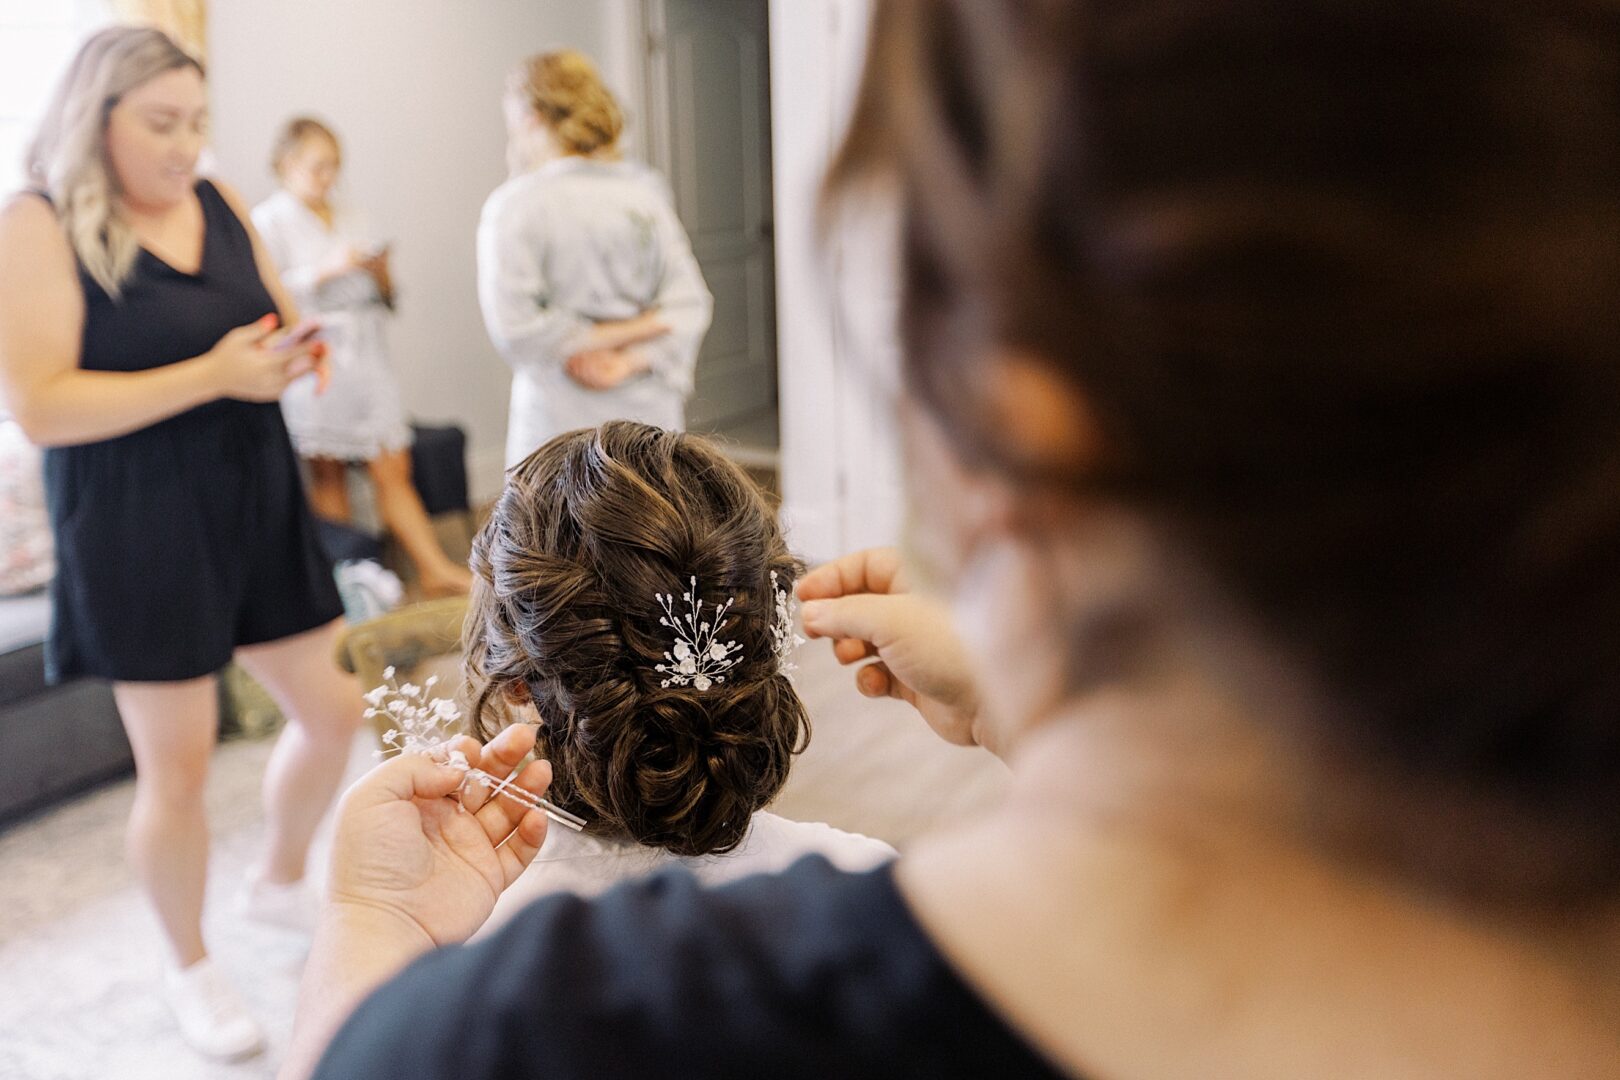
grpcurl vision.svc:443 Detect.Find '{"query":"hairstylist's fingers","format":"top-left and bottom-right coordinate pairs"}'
top-left (479, 722), bottom-right (537, 780)
top-left (496, 805), bottom-right (549, 887)
top-left (347, 752), bottom-right (465, 813)
top-left (796, 547), bottom-right (905, 603)
top-left (800, 593), bottom-right (911, 648)
top-left (857, 662), bottom-right (923, 709)
top-left (856, 661), bottom-right (894, 699)
top-left (475, 758), bottom-right (553, 849)
top-left (442, 734), bottom-right (488, 812)
top-left (833, 637), bottom-right (876, 665)
top-left (450, 724), bottom-right (534, 814)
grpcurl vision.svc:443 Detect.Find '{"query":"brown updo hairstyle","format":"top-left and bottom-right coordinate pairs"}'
top-left (827, 1), bottom-right (1620, 897)
top-left (465, 421), bottom-right (808, 857)
top-left (269, 115), bottom-right (338, 176)
top-left (507, 49), bottom-right (623, 157)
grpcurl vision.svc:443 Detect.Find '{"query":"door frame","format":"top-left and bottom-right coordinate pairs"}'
top-left (637, 0), bottom-right (674, 176)
top-left (629, 0), bottom-right (782, 463)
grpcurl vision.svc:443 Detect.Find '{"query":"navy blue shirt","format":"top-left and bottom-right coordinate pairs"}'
top-left (314, 857), bottom-right (1065, 1079)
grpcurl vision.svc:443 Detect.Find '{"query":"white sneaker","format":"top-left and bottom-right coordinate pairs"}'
top-left (238, 871), bottom-right (319, 934)
top-left (163, 958), bottom-right (266, 1061)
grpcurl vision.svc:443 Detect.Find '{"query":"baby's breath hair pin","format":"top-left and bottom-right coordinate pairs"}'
top-left (655, 576), bottom-right (741, 691)
top-left (368, 668), bottom-right (586, 832)
top-left (770, 570), bottom-right (805, 676)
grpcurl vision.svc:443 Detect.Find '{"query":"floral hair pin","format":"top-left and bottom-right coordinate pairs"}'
top-left (368, 668), bottom-right (586, 832)
top-left (653, 573), bottom-right (804, 691)
top-left (770, 570), bottom-right (805, 677)
top-left (655, 577), bottom-right (742, 690)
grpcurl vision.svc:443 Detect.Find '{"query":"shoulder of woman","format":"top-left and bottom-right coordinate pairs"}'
top-left (480, 172), bottom-right (553, 229)
top-left (0, 193), bottom-right (81, 335)
top-left (0, 192), bottom-right (74, 272)
top-left (629, 163), bottom-right (678, 205)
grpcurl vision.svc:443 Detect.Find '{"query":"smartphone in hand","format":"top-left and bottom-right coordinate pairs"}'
top-left (272, 319), bottom-right (323, 352)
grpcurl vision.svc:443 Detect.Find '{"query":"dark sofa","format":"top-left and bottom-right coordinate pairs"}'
top-left (0, 590), bottom-right (130, 827)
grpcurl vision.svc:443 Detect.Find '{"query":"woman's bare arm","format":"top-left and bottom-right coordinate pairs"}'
top-left (0, 194), bottom-right (232, 446)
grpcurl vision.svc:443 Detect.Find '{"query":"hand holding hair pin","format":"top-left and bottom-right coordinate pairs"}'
top-left (368, 668), bottom-right (587, 832)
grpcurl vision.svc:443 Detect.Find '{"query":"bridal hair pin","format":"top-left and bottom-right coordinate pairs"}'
top-left (368, 668), bottom-right (587, 832)
top-left (770, 570), bottom-right (805, 677)
top-left (653, 573), bottom-right (804, 691)
top-left (655, 577), bottom-right (741, 690)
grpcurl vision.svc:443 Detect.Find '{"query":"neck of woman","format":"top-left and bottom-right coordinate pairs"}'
top-left (117, 192), bottom-right (186, 228)
top-left (898, 668), bottom-right (1620, 1079)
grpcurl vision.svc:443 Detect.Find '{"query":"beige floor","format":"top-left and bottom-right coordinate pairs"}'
top-left (0, 636), bottom-right (1008, 1079)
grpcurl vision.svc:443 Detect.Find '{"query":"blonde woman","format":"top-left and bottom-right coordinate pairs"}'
top-left (0, 27), bottom-right (364, 1061)
top-left (477, 49), bottom-right (713, 466)
top-left (254, 117), bottom-right (471, 596)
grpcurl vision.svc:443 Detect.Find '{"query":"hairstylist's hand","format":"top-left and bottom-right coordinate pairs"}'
top-left (798, 547), bottom-right (989, 751)
top-left (324, 723), bottom-right (551, 947)
top-left (205, 314), bottom-right (327, 402)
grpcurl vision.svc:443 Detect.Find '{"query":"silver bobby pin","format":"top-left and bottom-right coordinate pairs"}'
top-left (460, 759), bottom-right (588, 832)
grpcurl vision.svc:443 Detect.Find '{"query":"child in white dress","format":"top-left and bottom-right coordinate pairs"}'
top-left (254, 117), bottom-right (471, 595)
top-left (466, 421), bottom-right (894, 931)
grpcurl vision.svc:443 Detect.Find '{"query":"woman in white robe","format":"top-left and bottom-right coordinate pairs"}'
top-left (477, 50), bottom-right (713, 467)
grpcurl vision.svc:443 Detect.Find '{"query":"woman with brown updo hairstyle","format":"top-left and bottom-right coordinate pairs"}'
top-left (477, 50), bottom-right (712, 468)
top-left (466, 421), bottom-right (892, 925)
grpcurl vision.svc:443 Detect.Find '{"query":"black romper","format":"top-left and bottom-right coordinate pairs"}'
top-left (41, 180), bottom-right (343, 683)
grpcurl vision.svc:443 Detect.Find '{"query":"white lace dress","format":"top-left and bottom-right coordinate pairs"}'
top-left (252, 190), bottom-right (411, 461)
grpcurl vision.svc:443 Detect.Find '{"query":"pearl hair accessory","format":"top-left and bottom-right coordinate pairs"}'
top-left (368, 668), bottom-right (586, 832)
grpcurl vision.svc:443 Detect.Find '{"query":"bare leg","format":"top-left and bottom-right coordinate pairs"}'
top-left (305, 457), bottom-right (351, 523)
top-left (115, 677), bottom-right (221, 968)
top-left (367, 447), bottom-right (471, 596)
top-left (236, 620), bottom-right (362, 884)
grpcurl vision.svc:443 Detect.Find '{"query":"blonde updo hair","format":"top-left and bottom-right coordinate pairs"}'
top-left (508, 49), bottom-right (623, 157)
top-left (26, 26), bottom-right (203, 298)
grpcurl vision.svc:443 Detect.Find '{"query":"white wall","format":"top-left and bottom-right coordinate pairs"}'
top-left (770, 0), bottom-right (904, 564)
top-left (208, 0), bottom-right (637, 501)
